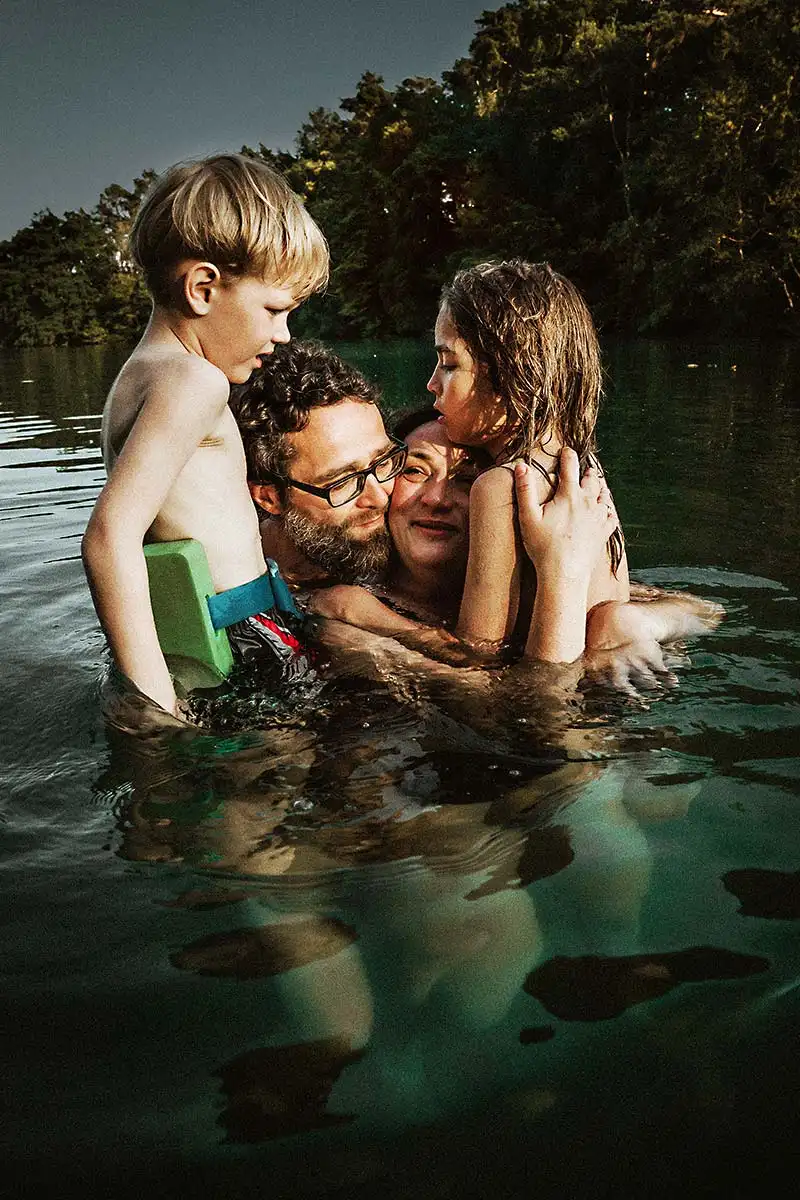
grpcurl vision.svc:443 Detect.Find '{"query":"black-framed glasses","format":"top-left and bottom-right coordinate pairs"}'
top-left (278, 437), bottom-right (409, 508)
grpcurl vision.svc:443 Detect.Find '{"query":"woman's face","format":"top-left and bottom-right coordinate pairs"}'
top-left (426, 306), bottom-right (507, 453)
top-left (388, 420), bottom-right (479, 580)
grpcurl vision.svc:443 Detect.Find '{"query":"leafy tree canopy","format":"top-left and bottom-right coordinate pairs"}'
top-left (3, 0), bottom-right (798, 346)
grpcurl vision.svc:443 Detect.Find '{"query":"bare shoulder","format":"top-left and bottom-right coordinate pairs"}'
top-left (111, 348), bottom-right (228, 414)
top-left (471, 464), bottom-right (516, 506)
top-left (140, 349), bottom-right (228, 406)
top-left (105, 350), bottom-right (231, 465)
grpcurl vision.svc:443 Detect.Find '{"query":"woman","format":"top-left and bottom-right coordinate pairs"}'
top-left (371, 406), bottom-right (484, 624)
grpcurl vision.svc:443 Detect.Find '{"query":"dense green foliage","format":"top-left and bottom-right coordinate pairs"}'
top-left (2, 0), bottom-right (798, 346)
top-left (0, 174), bottom-right (155, 348)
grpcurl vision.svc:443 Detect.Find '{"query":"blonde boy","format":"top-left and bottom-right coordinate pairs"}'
top-left (82, 154), bottom-right (329, 716)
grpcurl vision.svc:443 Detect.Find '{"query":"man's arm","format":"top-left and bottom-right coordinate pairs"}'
top-left (586, 587), bottom-right (725, 650)
top-left (82, 358), bottom-right (231, 715)
top-left (581, 586), bottom-right (725, 695)
top-left (309, 586), bottom-right (490, 667)
top-left (308, 584), bottom-right (420, 636)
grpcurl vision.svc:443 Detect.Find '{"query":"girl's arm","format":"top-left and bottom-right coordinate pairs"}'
top-left (455, 466), bottom-right (527, 647)
top-left (456, 451), bottom-right (616, 662)
top-left (456, 455), bottom-right (627, 648)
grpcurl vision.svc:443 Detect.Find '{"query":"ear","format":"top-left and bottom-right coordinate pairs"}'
top-left (182, 262), bottom-right (222, 316)
top-left (249, 480), bottom-right (284, 516)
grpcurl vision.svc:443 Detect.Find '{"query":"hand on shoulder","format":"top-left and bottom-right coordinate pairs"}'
top-left (514, 447), bottom-right (615, 579)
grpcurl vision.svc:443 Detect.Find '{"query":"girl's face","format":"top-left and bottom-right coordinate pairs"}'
top-left (426, 306), bottom-right (507, 454)
top-left (388, 420), bottom-right (479, 579)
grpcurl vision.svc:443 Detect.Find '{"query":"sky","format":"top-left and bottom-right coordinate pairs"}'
top-left (0, 0), bottom-right (493, 243)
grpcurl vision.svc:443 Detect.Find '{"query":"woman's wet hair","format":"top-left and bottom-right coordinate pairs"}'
top-left (391, 404), bottom-right (493, 472)
top-left (391, 405), bottom-right (441, 441)
top-left (440, 259), bottom-right (601, 466)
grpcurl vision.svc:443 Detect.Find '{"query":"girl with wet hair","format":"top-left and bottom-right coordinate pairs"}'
top-left (429, 260), bottom-right (641, 657)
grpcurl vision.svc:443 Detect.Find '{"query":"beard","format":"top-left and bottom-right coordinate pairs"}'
top-left (283, 506), bottom-right (391, 583)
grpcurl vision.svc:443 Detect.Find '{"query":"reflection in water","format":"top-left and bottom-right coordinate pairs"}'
top-left (723, 868), bottom-right (800, 920)
top-left (217, 1037), bottom-right (365, 1142)
top-left (171, 916), bottom-right (358, 979)
top-left (524, 947), bottom-right (770, 1021)
top-left (97, 663), bottom-right (729, 1142)
top-left (3, 340), bottom-right (800, 1193)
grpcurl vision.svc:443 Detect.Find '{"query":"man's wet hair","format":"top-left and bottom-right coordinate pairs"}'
top-left (230, 340), bottom-right (382, 490)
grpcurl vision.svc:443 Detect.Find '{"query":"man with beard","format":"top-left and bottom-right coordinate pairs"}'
top-left (230, 341), bottom-right (404, 590)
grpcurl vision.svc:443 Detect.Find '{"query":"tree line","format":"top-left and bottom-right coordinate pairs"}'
top-left (2, 0), bottom-right (797, 348)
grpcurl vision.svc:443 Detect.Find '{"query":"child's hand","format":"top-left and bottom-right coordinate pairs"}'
top-left (514, 447), bottom-right (616, 581)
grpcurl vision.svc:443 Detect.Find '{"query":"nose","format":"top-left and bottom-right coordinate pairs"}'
top-left (271, 314), bottom-right (291, 344)
top-left (421, 475), bottom-right (451, 509)
top-left (357, 472), bottom-right (392, 510)
top-left (426, 367), bottom-right (440, 396)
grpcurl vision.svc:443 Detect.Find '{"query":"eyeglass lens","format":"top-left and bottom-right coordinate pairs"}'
top-left (328, 446), bottom-right (407, 507)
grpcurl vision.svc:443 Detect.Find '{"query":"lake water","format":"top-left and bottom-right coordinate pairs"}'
top-left (2, 339), bottom-right (800, 1198)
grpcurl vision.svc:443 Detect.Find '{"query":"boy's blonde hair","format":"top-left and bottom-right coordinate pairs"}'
top-left (129, 153), bottom-right (329, 305)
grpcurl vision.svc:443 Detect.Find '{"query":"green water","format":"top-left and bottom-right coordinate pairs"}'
top-left (1, 338), bottom-right (800, 1198)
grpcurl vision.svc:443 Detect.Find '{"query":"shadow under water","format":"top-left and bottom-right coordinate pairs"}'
top-left (38, 562), bottom-right (792, 1199)
top-left (3, 339), bottom-right (800, 1198)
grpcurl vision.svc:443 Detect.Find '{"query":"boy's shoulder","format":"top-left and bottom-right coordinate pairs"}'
top-left (108, 345), bottom-right (230, 419)
top-left (103, 345), bottom-right (232, 467)
top-left (115, 342), bottom-right (230, 395)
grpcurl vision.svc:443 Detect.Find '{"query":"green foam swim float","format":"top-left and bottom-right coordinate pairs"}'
top-left (144, 539), bottom-right (234, 691)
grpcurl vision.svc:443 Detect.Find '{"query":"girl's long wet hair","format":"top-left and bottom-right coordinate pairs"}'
top-left (441, 259), bottom-right (623, 573)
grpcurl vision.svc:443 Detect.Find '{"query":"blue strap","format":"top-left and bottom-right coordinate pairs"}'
top-left (265, 558), bottom-right (301, 618)
top-left (206, 559), bottom-right (300, 630)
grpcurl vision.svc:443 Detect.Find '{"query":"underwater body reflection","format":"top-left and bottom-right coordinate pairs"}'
top-left (89, 604), bottom-right (787, 1191)
top-left (3, 340), bottom-right (800, 1197)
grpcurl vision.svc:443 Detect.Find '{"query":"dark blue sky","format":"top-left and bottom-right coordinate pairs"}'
top-left (1, 0), bottom-right (492, 241)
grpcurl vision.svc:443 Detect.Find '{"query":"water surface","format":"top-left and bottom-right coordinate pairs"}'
top-left (2, 339), bottom-right (799, 1198)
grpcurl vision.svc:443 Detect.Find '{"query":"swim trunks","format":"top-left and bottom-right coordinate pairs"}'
top-left (207, 560), bottom-right (317, 687)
